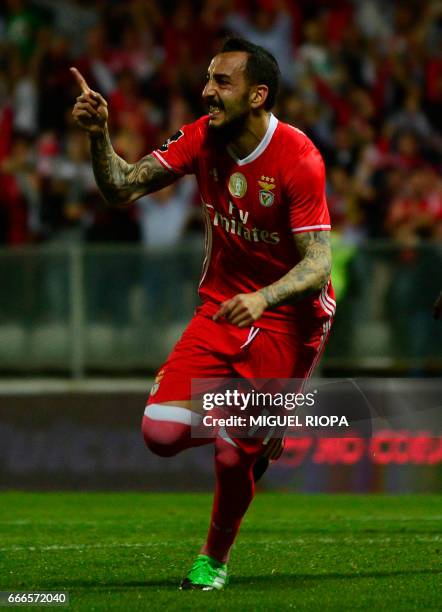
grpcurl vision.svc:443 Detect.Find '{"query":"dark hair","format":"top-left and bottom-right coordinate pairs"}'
top-left (220, 37), bottom-right (280, 110)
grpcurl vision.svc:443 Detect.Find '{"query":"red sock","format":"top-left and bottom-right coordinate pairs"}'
top-left (201, 437), bottom-right (257, 563)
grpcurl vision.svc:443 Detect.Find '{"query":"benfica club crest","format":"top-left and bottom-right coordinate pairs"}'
top-left (150, 368), bottom-right (165, 396)
top-left (258, 175), bottom-right (276, 207)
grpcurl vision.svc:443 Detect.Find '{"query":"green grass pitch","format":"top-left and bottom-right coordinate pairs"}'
top-left (0, 493), bottom-right (440, 611)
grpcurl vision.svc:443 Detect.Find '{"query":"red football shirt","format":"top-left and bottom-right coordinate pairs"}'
top-left (152, 114), bottom-right (335, 336)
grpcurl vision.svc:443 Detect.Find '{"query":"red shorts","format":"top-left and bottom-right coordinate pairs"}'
top-left (147, 309), bottom-right (331, 404)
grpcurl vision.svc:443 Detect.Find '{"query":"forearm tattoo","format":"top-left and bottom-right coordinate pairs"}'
top-left (259, 231), bottom-right (332, 308)
top-left (90, 127), bottom-right (176, 205)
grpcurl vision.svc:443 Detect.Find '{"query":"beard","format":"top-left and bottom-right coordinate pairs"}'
top-left (207, 106), bottom-right (249, 146)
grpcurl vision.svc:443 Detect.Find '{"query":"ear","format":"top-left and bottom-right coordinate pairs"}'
top-left (250, 84), bottom-right (269, 109)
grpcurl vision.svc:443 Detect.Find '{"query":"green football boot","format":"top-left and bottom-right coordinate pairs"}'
top-left (180, 554), bottom-right (228, 591)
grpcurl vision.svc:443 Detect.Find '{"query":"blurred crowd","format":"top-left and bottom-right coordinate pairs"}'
top-left (0, 0), bottom-right (441, 250)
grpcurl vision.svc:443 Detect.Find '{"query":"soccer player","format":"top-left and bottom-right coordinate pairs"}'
top-left (71, 37), bottom-right (335, 591)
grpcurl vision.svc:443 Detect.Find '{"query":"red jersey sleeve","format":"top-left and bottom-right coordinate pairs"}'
top-left (286, 145), bottom-right (331, 234)
top-left (152, 120), bottom-right (202, 176)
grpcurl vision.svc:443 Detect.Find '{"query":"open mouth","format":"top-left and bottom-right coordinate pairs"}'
top-left (209, 105), bottom-right (223, 118)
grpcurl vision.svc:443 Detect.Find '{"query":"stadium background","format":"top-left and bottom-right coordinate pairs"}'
top-left (0, 0), bottom-right (441, 494)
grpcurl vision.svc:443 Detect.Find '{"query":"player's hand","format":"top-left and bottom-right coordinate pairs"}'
top-left (433, 291), bottom-right (442, 320)
top-left (213, 292), bottom-right (268, 328)
top-left (70, 67), bottom-right (108, 136)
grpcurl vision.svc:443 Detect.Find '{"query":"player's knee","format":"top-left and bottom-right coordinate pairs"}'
top-left (141, 412), bottom-right (191, 457)
top-left (142, 416), bottom-right (183, 457)
top-left (141, 415), bottom-right (184, 456)
top-left (215, 442), bottom-right (249, 476)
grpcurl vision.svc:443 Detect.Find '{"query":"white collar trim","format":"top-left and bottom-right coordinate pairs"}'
top-left (227, 113), bottom-right (278, 166)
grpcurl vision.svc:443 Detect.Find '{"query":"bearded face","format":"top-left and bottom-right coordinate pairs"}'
top-left (202, 52), bottom-right (253, 142)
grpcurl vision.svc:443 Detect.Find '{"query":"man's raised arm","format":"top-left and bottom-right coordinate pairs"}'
top-left (70, 67), bottom-right (177, 206)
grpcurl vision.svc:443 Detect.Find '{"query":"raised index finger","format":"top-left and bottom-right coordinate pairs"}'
top-left (70, 67), bottom-right (90, 94)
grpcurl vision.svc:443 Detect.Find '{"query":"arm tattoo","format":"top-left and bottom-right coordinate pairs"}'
top-left (90, 126), bottom-right (177, 206)
top-left (259, 231), bottom-right (332, 308)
